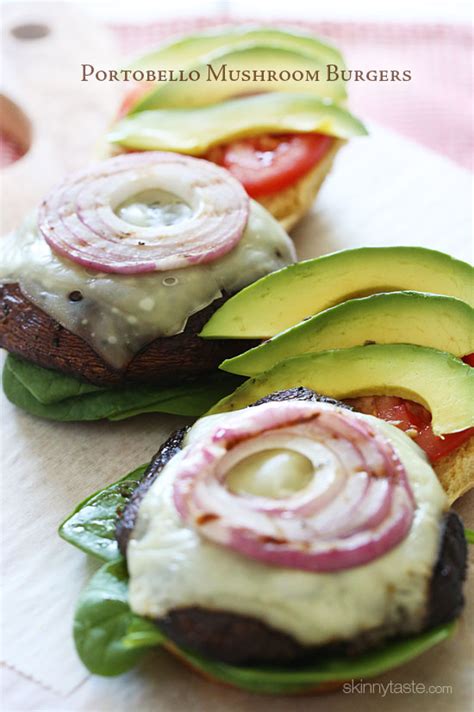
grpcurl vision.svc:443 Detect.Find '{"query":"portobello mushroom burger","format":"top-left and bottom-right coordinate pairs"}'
top-left (61, 388), bottom-right (468, 693)
top-left (0, 151), bottom-right (295, 421)
top-left (107, 26), bottom-right (367, 230)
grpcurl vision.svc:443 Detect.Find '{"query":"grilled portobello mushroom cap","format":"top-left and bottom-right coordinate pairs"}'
top-left (116, 388), bottom-right (467, 665)
top-left (0, 284), bottom-right (255, 387)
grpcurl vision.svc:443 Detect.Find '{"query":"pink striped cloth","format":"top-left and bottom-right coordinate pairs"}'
top-left (2, 18), bottom-right (472, 169)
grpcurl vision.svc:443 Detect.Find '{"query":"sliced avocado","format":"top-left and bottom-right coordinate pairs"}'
top-left (221, 292), bottom-right (474, 376)
top-left (209, 344), bottom-right (474, 435)
top-left (131, 26), bottom-right (345, 74)
top-left (201, 247), bottom-right (474, 339)
top-left (109, 93), bottom-right (367, 153)
top-left (130, 44), bottom-right (346, 113)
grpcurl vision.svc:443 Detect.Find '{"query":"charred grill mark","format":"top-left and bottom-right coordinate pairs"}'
top-left (196, 513), bottom-right (219, 526)
top-left (116, 427), bottom-right (188, 555)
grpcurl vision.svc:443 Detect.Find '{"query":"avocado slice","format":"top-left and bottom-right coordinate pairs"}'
top-left (130, 44), bottom-right (346, 113)
top-left (209, 344), bottom-right (474, 435)
top-left (109, 93), bottom-right (367, 153)
top-left (201, 247), bottom-right (474, 339)
top-left (131, 26), bottom-right (345, 74)
top-left (221, 292), bottom-right (474, 376)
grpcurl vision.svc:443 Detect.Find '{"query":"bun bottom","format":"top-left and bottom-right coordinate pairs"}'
top-left (258, 139), bottom-right (345, 231)
top-left (434, 436), bottom-right (474, 503)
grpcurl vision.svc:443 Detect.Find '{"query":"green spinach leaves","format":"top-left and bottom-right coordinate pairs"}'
top-left (62, 469), bottom-right (166, 675)
top-left (3, 354), bottom-right (241, 421)
top-left (74, 560), bottom-right (164, 676)
top-left (59, 465), bottom-right (147, 561)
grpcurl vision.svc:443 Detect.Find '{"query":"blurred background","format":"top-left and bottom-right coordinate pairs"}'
top-left (1, 0), bottom-right (472, 170)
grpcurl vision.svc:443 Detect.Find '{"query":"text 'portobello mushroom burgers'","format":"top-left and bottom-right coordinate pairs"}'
top-left (63, 389), bottom-right (468, 694)
top-left (0, 151), bottom-right (295, 421)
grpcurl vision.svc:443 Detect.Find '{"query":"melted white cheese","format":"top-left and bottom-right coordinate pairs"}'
top-left (227, 448), bottom-right (314, 498)
top-left (0, 201), bottom-right (294, 368)
top-left (117, 189), bottom-right (193, 228)
top-left (127, 412), bottom-right (448, 645)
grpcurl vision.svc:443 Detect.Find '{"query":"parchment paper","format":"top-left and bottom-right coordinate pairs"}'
top-left (1, 126), bottom-right (472, 711)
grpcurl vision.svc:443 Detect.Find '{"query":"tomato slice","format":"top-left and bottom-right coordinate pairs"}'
top-left (462, 352), bottom-right (474, 367)
top-left (117, 82), bottom-right (151, 119)
top-left (348, 395), bottom-right (473, 463)
top-left (117, 85), bottom-right (333, 197)
top-left (205, 134), bottom-right (333, 198)
top-left (374, 396), bottom-right (428, 431)
top-left (414, 425), bottom-right (474, 462)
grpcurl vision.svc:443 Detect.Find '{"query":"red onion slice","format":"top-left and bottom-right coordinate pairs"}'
top-left (38, 152), bottom-right (249, 274)
top-left (172, 401), bottom-right (415, 573)
top-left (230, 489), bottom-right (414, 572)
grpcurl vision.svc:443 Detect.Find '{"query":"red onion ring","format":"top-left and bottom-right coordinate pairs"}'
top-left (38, 152), bottom-right (249, 274)
top-left (172, 402), bottom-right (415, 573)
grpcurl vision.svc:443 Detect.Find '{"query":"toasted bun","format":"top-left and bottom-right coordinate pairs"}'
top-left (258, 139), bottom-right (345, 231)
top-left (0, 284), bottom-right (254, 387)
top-left (434, 436), bottom-right (474, 504)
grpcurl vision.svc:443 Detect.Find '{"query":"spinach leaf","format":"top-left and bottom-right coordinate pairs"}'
top-left (4, 354), bottom-right (103, 403)
top-left (74, 561), bottom-right (455, 690)
top-left (179, 623), bottom-right (455, 694)
top-left (108, 383), bottom-right (235, 420)
top-left (74, 560), bottom-right (164, 676)
top-left (59, 465), bottom-right (148, 561)
top-left (3, 355), bottom-right (241, 421)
